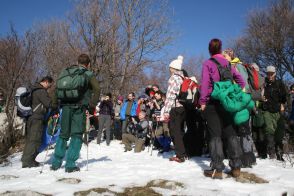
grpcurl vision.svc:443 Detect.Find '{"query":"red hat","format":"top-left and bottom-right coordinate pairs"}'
top-left (117, 95), bottom-right (124, 101)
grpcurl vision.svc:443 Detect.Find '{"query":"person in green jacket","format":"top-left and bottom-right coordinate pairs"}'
top-left (51, 54), bottom-right (100, 173)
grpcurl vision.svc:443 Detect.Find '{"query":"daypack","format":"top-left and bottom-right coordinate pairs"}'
top-left (56, 65), bottom-right (89, 103)
top-left (176, 75), bottom-right (199, 108)
top-left (38, 109), bottom-right (62, 152)
top-left (210, 58), bottom-right (233, 82)
top-left (244, 64), bottom-right (264, 101)
top-left (15, 87), bottom-right (41, 118)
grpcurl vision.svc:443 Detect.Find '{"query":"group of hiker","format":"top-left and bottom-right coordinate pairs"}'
top-left (17, 38), bottom-right (294, 179)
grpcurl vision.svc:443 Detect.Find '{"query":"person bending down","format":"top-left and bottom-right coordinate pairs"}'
top-left (122, 111), bottom-right (149, 152)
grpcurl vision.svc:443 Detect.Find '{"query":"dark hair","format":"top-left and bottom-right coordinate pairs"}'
top-left (152, 84), bottom-right (159, 89)
top-left (40, 76), bottom-right (53, 83)
top-left (106, 92), bottom-right (112, 98)
top-left (154, 90), bottom-right (163, 96)
top-left (290, 84), bottom-right (294, 91)
top-left (78, 54), bottom-right (91, 66)
top-left (209, 38), bottom-right (222, 56)
top-left (128, 92), bottom-right (135, 97)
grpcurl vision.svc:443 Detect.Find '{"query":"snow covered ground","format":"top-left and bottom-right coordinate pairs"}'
top-left (0, 140), bottom-right (294, 196)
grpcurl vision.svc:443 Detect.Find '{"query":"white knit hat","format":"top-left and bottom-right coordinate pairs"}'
top-left (266, 65), bottom-right (276, 73)
top-left (169, 55), bottom-right (183, 70)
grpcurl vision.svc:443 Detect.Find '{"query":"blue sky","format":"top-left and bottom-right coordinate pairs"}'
top-left (0, 0), bottom-right (270, 58)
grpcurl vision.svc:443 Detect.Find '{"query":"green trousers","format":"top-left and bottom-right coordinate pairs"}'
top-left (122, 133), bottom-right (145, 152)
top-left (52, 106), bottom-right (86, 169)
top-left (263, 111), bottom-right (285, 141)
top-left (21, 118), bottom-right (43, 165)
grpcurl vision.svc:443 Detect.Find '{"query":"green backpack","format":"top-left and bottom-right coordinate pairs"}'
top-left (56, 65), bottom-right (89, 103)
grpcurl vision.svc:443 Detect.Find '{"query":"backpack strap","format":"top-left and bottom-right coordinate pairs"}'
top-left (209, 57), bottom-right (232, 81)
top-left (32, 103), bottom-right (42, 112)
top-left (210, 57), bottom-right (231, 72)
top-left (30, 87), bottom-right (44, 113)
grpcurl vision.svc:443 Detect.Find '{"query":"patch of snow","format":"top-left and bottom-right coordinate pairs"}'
top-left (0, 140), bottom-right (294, 195)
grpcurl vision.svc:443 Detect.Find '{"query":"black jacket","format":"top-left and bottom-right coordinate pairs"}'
top-left (263, 78), bottom-right (287, 113)
top-left (99, 100), bottom-right (113, 116)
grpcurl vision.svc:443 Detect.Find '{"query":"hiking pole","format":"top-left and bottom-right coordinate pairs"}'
top-left (147, 120), bottom-right (153, 153)
top-left (150, 121), bottom-right (158, 156)
top-left (85, 112), bottom-right (93, 171)
top-left (40, 114), bottom-right (59, 174)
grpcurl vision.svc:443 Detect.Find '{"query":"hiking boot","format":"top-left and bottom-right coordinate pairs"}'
top-left (65, 167), bottom-right (80, 173)
top-left (169, 155), bottom-right (188, 163)
top-left (276, 154), bottom-right (285, 161)
top-left (22, 161), bottom-right (40, 168)
top-left (50, 165), bottom-right (60, 171)
top-left (204, 169), bottom-right (223, 179)
top-left (33, 161), bottom-right (40, 167)
top-left (269, 153), bottom-right (277, 159)
top-left (124, 147), bottom-right (132, 152)
top-left (231, 168), bottom-right (241, 178)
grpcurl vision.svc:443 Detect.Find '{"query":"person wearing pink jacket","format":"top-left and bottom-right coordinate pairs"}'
top-left (200, 38), bottom-right (245, 179)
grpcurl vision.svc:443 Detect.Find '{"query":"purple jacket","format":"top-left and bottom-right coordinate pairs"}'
top-left (199, 54), bottom-right (246, 105)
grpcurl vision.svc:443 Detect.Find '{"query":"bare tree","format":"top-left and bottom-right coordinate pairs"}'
top-left (234, 0), bottom-right (294, 79)
top-left (115, 0), bottom-right (173, 90)
top-left (183, 56), bottom-right (204, 82)
top-left (0, 25), bottom-right (36, 153)
top-left (64, 0), bottom-right (173, 96)
top-left (66, 0), bottom-right (119, 94)
top-left (26, 0), bottom-right (173, 98)
top-left (32, 21), bottom-right (77, 80)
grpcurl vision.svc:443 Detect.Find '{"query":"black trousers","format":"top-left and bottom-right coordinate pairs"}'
top-left (169, 107), bottom-right (186, 158)
top-left (202, 103), bottom-right (242, 171)
top-left (184, 108), bottom-right (205, 156)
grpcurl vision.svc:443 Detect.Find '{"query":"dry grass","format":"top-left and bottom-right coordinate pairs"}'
top-left (57, 178), bottom-right (81, 184)
top-left (0, 190), bottom-right (52, 196)
top-left (226, 171), bottom-right (269, 184)
top-left (74, 179), bottom-right (185, 196)
top-left (0, 138), bottom-right (25, 165)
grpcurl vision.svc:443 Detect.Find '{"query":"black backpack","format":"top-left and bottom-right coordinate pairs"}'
top-left (210, 58), bottom-right (233, 82)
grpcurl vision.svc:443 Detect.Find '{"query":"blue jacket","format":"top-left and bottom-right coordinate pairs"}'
top-left (120, 100), bottom-right (138, 120)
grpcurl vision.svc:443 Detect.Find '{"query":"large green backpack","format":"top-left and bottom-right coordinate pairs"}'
top-left (56, 65), bottom-right (89, 103)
